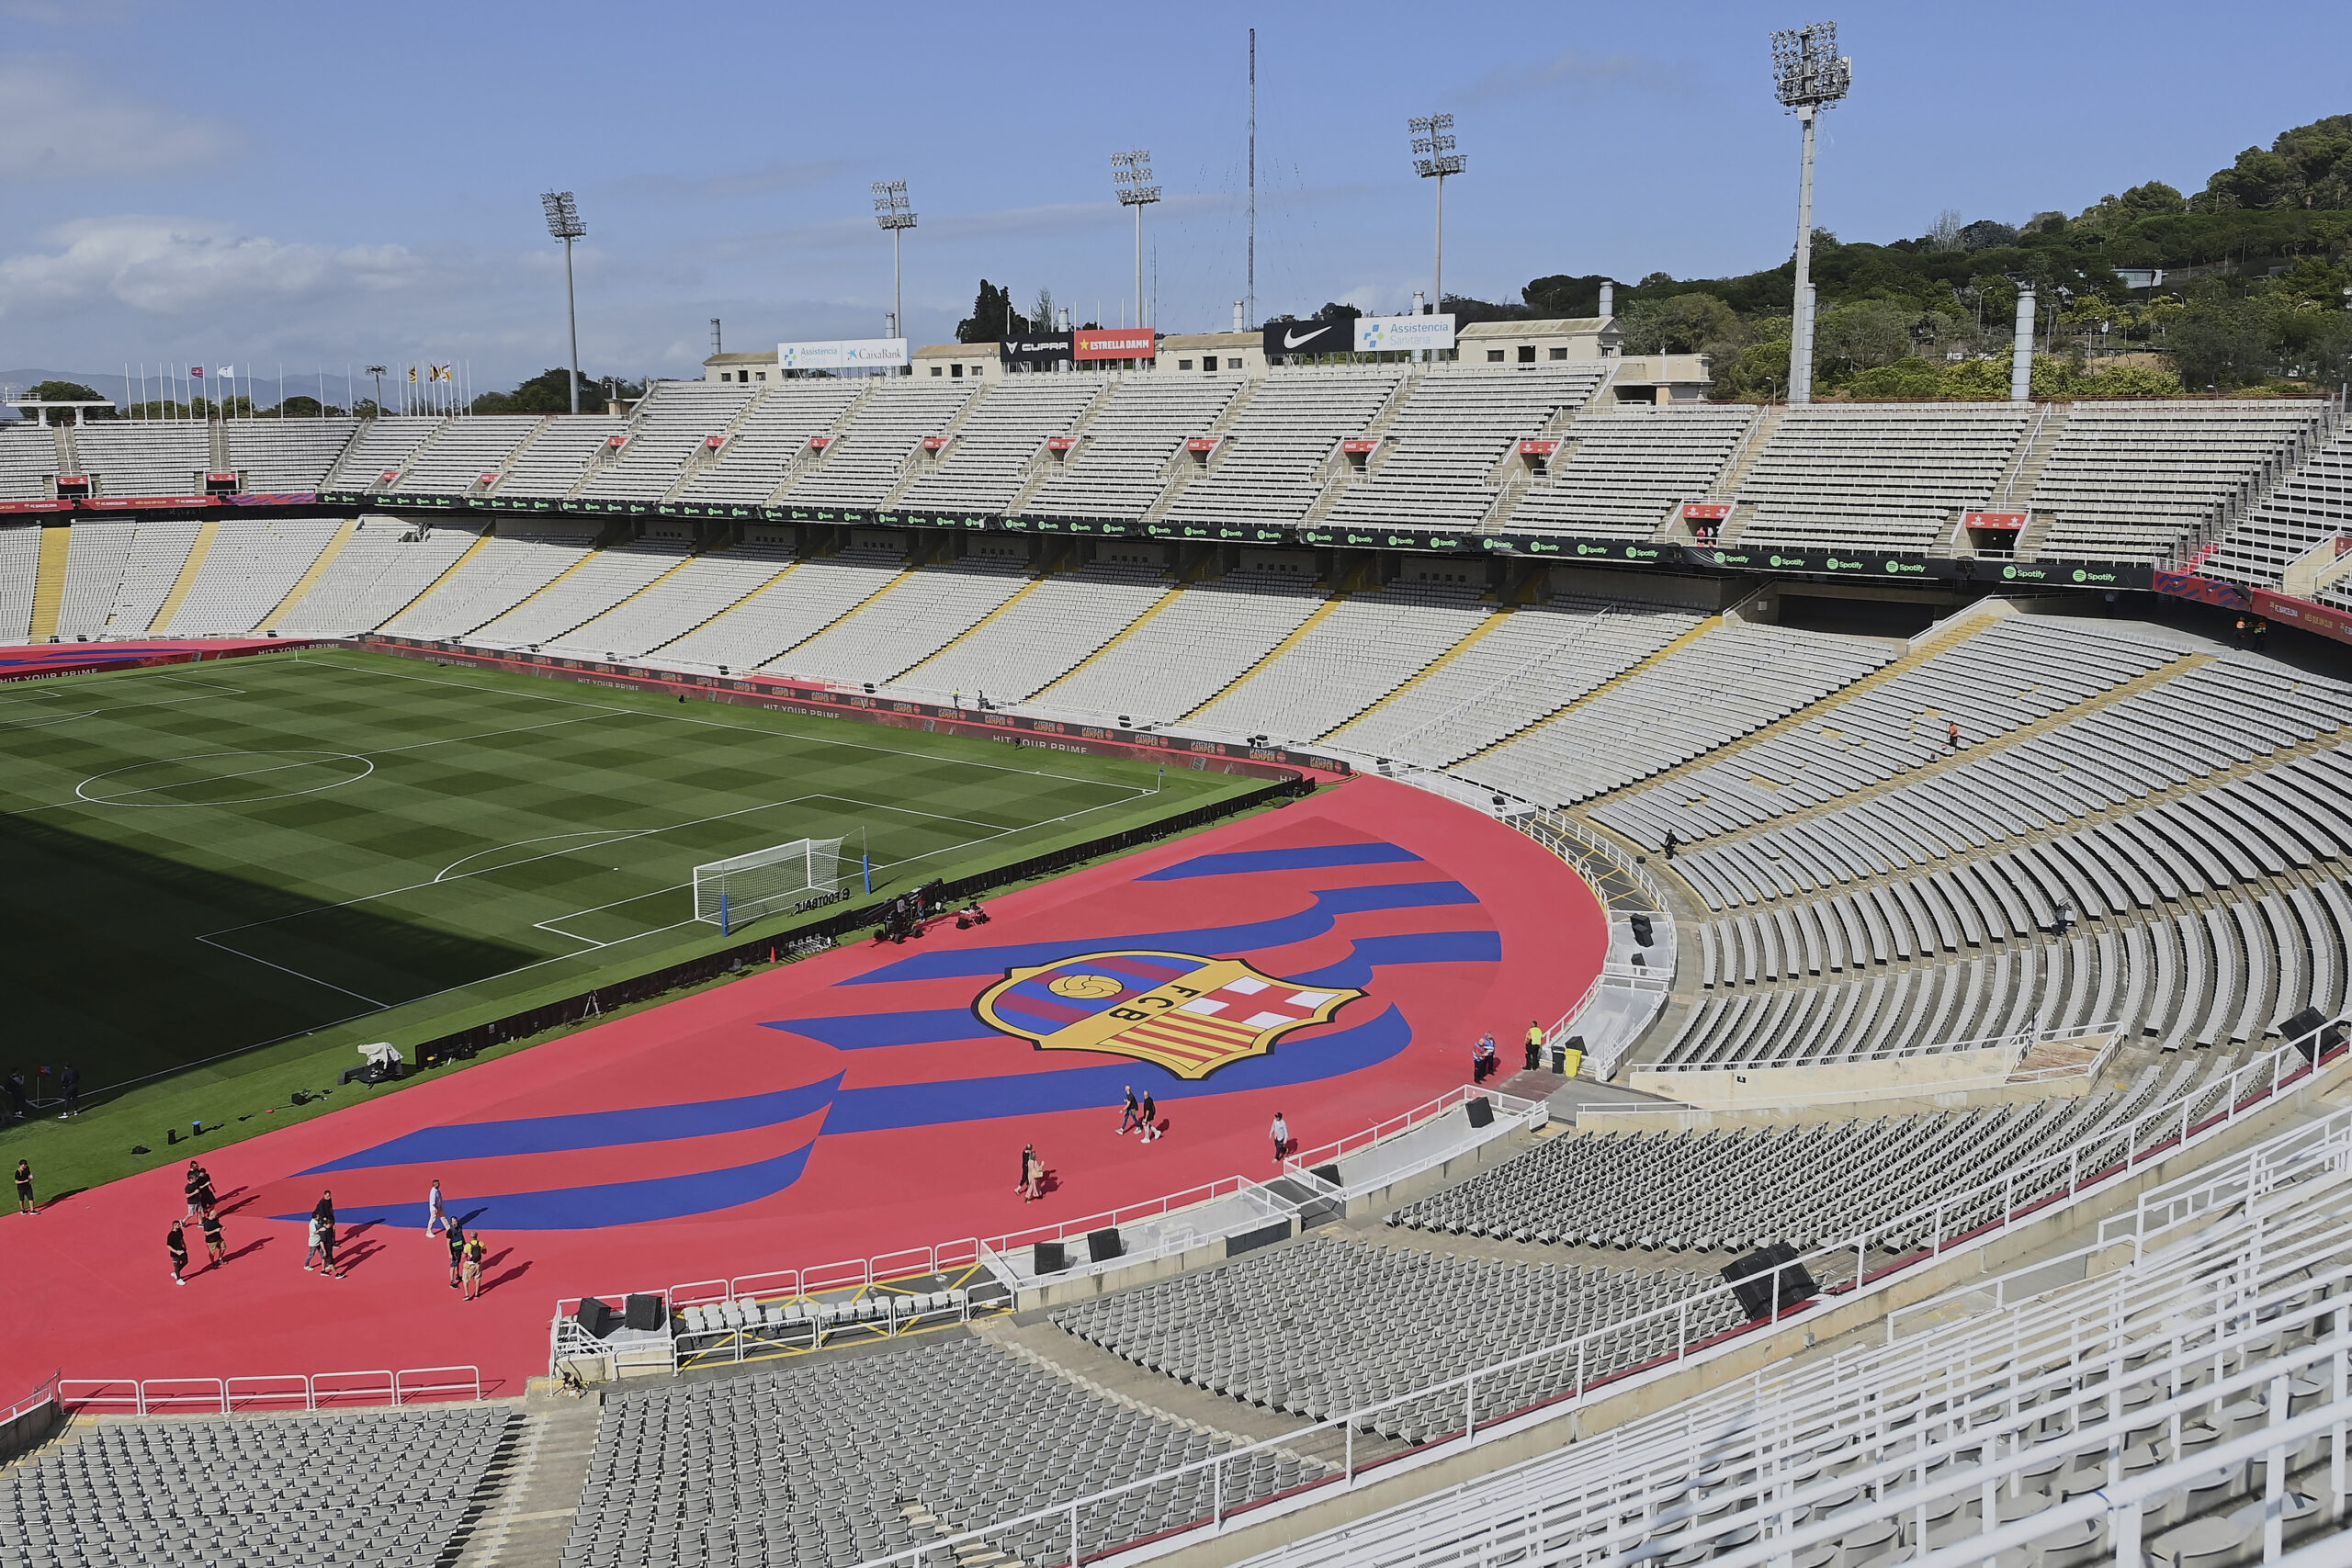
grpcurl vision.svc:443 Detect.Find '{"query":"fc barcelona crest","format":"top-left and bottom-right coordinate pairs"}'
top-left (974, 950), bottom-right (1363, 1079)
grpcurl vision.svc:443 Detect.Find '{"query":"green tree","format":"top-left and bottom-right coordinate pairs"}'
top-left (25, 379), bottom-right (111, 417)
top-left (2169, 299), bottom-right (2278, 388)
top-left (956, 280), bottom-right (1028, 344)
top-left (470, 368), bottom-right (640, 415)
top-left (1813, 298), bottom-right (1921, 379)
top-left (1619, 292), bottom-right (1743, 356)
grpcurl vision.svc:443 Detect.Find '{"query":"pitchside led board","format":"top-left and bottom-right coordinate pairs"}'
top-left (776, 337), bottom-right (910, 371)
top-left (1260, 314), bottom-right (1457, 360)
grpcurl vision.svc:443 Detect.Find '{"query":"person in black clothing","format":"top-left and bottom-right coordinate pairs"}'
top-left (1662, 829), bottom-right (1678, 862)
top-left (3, 1071), bottom-right (25, 1121)
top-left (57, 1063), bottom-right (79, 1119)
top-left (312, 1190), bottom-right (334, 1226)
top-left (200, 1211), bottom-right (226, 1268)
top-left (1138, 1090), bottom-right (1159, 1143)
top-left (184, 1161), bottom-right (210, 1219)
top-left (13, 1158), bottom-right (32, 1216)
top-left (445, 1222), bottom-right (468, 1290)
top-left (317, 1217), bottom-right (343, 1280)
top-left (166, 1220), bottom-right (189, 1285)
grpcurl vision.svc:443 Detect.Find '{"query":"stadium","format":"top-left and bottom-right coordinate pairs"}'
top-left (5, 13), bottom-right (2352, 1568)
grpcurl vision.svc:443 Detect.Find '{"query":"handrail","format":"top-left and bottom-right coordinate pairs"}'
top-left (0, 1371), bottom-right (59, 1429)
top-left (1632, 1013), bottom-right (2121, 1074)
top-left (55, 1365), bottom-right (483, 1418)
top-left (1282, 1082), bottom-right (1542, 1180)
top-left (803, 1023), bottom-right (2348, 1568)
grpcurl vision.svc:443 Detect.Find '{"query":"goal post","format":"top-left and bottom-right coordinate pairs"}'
top-left (693, 836), bottom-right (845, 933)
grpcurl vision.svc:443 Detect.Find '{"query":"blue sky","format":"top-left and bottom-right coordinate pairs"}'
top-left (1, 0), bottom-right (2339, 392)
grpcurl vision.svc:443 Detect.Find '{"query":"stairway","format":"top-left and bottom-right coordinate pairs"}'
top-left (27, 523), bottom-right (72, 639)
top-left (145, 516), bottom-right (221, 634)
top-left (448, 1395), bottom-right (604, 1568)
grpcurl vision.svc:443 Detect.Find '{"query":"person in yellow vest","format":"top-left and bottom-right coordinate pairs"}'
top-left (1524, 1021), bottom-right (1544, 1073)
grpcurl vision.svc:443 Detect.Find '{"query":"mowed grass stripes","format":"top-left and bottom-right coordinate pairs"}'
top-left (0, 649), bottom-right (1254, 1093)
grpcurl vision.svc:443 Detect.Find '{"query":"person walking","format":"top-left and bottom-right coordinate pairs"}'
top-left (1270, 1111), bottom-right (1290, 1163)
top-left (1662, 829), bottom-right (1678, 862)
top-left (1138, 1090), bottom-right (1159, 1143)
top-left (1117, 1086), bottom-right (1143, 1136)
top-left (302, 1213), bottom-right (327, 1273)
top-left (1946, 720), bottom-right (1961, 752)
top-left (1021, 1145), bottom-right (1046, 1201)
top-left (317, 1216), bottom-right (344, 1280)
top-left (184, 1161), bottom-right (214, 1219)
top-left (461, 1231), bottom-right (486, 1301)
top-left (200, 1210), bottom-right (226, 1269)
top-left (166, 1220), bottom-right (189, 1285)
top-left (4, 1070), bottom-right (25, 1122)
top-left (57, 1063), bottom-right (79, 1120)
top-left (14, 1158), bottom-right (34, 1216)
top-left (445, 1222), bottom-right (468, 1290)
top-left (424, 1179), bottom-right (448, 1236)
top-left (1525, 1020), bottom-right (1544, 1073)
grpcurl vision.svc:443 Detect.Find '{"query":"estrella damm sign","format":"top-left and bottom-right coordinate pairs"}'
top-left (974, 949), bottom-right (1361, 1079)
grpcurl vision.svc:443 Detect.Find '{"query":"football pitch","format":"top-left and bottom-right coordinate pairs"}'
top-left (0, 648), bottom-right (1264, 1096)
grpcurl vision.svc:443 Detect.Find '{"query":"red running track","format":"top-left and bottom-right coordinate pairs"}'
top-left (3, 777), bottom-right (1604, 1398)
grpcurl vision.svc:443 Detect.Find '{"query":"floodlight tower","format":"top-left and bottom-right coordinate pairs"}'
top-left (539, 189), bottom-right (587, 414)
top-left (1111, 150), bottom-right (1160, 330)
top-left (1409, 114), bottom-right (1465, 319)
top-left (1770, 23), bottom-right (1850, 404)
top-left (873, 181), bottom-right (916, 353)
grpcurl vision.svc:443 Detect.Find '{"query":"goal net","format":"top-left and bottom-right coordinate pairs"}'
top-left (693, 836), bottom-right (845, 931)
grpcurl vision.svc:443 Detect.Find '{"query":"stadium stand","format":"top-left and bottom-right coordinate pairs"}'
top-left (673, 384), bottom-right (867, 505)
top-left (1185, 581), bottom-right (1494, 741)
top-left (1020, 376), bottom-right (1242, 521)
top-left (547, 541), bottom-right (798, 660)
top-left (224, 418), bottom-right (359, 492)
top-left (561, 1336), bottom-right (1304, 1568)
top-left (578, 384), bottom-right (757, 503)
top-left (0, 425), bottom-right (63, 500)
top-left (2205, 422), bottom-right (2352, 588)
top-left (1507, 405), bottom-right (1757, 537)
top-left (763, 558), bottom-right (1033, 685)
top-left (1320, 366), bottom-right (1608, 533)
top-left (650, 546), bottom-right (908, 676)
top-left (0, 1404), bottom-right (513, 1568)
top-left (0, 524), bottom-right (39, 641)
top-left (319, 415), bottom-right (442, 494)
top-left (162, 516), bottom-right (347, 636)
top-left (880, 558), bottom-right (1176, 703)
top-left (379, 525), bottom-right (598, 638)
top-left (1159, 369), bottom-right (1404, 526)
top-left (1051, 1237), bottom-right (1739, 1441)
top-left (1453, 621), bottom-right (1897, 807)
top-left (1325, 595), bottom-right (1707, 766)
top-left (2030, 400), bottom-right (2325, 563)
top-left (894, 377), bottom-right (1105, 514)
top-left (1025, 569), bottom-right (1329, 727)
top-left (497, 416), bottom-right (628, 500)
top-left (94, 517), bottom-right (206, 637)
top-left (1728, 403), bottom-right (2030, 553)
top-left (776, 380), bottom-right (978, 510)
top-left (396, 415), bottom-right (544, 497)
top-left (66, 423), bottom-right (212, 499)
top-left (470, 536), bottom-right (695, 650)
top-left (268, 518), bottom-right (481, 636)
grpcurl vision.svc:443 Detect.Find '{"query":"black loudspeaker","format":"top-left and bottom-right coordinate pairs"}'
top-left (575, 1297), bottom-right (616, 1338)
top-left (1033, 1240), bottom-right (1068, 1275)
top-left (624, 1293), bottom-right (663, 1332)
top-left (2278, 1007), bottom-right (2344, 1064)
top-left (1464, 1096), bottom-right (1495, 1129)
top-left (1629, 913), bottom-right (1655, 947)
top-left (1311, 1163), bottom-right (1341, 1187)
top-left (1086, 1227), bottom-right (1123, 1263)
top-left (1721, 1243), bottom-right (1819, 1323)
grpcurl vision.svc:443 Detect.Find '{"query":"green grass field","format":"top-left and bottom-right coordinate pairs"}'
top-left (0, 648), bottom-right (1261, 1110)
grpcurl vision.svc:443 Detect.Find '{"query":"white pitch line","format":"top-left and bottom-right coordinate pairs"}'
top-left (191, 932), bottom-right (390, 1008)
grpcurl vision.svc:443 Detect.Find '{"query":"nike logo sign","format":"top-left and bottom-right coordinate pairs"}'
top-left (1283, 326), bottom-right (1337, 349)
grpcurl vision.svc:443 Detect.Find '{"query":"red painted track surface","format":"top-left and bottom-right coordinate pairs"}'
top-left (5, 778), bottom-right (1603, 1398)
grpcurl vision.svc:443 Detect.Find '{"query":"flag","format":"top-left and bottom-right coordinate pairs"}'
top-left (219, 364), bottom-right (235, 378)
top-left (189, 367), bottom-right (205, 379)
top-left (431, 365), bottom-right (451, 381)
top-left (407, 367), bottom-right (418, 383)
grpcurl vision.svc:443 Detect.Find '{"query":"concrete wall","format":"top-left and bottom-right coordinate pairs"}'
top-left (1625, 1033), bottom-right (2114, 1114)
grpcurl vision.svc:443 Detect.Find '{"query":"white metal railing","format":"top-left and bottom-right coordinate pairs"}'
top-left (1281, 1082), bottom-right (1544, 1192)
top-left (804, 1022), bottom-right (2348, 1568)
top-left (56, 1365), bottom-right (482, 1417)
top-left (1634, 1012), bottom-right (2123, 1076)
top-left (1, 1371), bottom-right (58, 1430)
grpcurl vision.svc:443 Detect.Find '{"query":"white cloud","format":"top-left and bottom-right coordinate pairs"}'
top-left (0, 58), bottom-right (243, 182)
top-left (0, 216), bottom-right (422, 315)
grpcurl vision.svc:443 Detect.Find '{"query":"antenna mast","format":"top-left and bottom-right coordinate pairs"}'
top-left (1247, 28), bottom-right (1256, 331)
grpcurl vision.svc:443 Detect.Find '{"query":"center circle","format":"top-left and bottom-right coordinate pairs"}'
top-left (76, 750), bottom-right (375, 807)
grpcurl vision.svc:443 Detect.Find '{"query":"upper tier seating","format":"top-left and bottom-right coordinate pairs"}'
top-left (1022, 377), bottom-right (1242, 521)
top-left (763, 559), bottom-right (1032, 685)
top-left (1454, 623), bottom-right (1896, 807)
top-left (0, 523), bottom-right (39, 640)
top-left (1733, 404), bottom-right (2030, 552)
top-left (548, 542), bottom-right (797, 660)
top-left (0, 1404), bottom-right (512, 1568)
top-left (398, 416), bottom-right (543, 496)
top-left (67, 423), bottom-right (211, 499)
top-left (1321, 366), bottom-right (1607, 533)
top-left (1027, 569), bottom-right (1328, 726)
top-left (380, 527), bottom-right (596, 638)
top-left (649, 547), bottom-right (907, 675)
top-left (1186, 581), bottom-right (1492, 742)
top-left (562, 1335), bottom-right (1299, 1568)
top-left (1159, 370), bottom-right (1404, 525)
top-left (1589, 614), bottom-right (2182, 849)
top-left (882, 560), bottom-right (1175, 702)
top-left (321, 416), bottom-right (443, 492)
top-left (2031, 400), bottom-right (2324, 563)
top-left (894, 377), bottom-right (1105, 514)
top-left (270, 518), bottom-right (482, 635)
top-left (164, 517), bottom-right (347, 635)
top-left (497, 417), bottom-right (628, 500)
top-left (1326, 596), bottom-right (1708, 766)
top-left (224, 419), bottom-right (359, 491)
top-left (776, 381), bottom-right (978, 510)
top-left (470, 536), bottom-right (694, 649)
top-left (2205, 424), bottom-right (2352, 586)
top-left (673, 383), bottom-right (864, 504)
top-left (578, 383), bottom-right (758, 502)
top-left (1508, 405), bottom-right (1757, 537)
top-left (1053, 1237), bottom-right (1738, 1443)
top-left (0, 425), bottom-right (62, 500)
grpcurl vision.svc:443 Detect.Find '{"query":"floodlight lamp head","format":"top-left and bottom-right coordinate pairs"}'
top-left (1409, 114), bottom-right (1463, 178)
top-left (1770, 22), bottom-right (1850, 111)
top-left (540, 189), bottom-right (585, 241)
top-left (872, 179), bottom-right (917, 231)
top-left (1112, 149), bottom-right (1160, 206)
